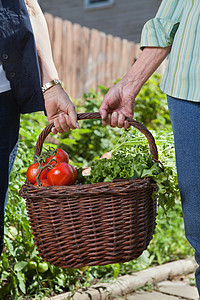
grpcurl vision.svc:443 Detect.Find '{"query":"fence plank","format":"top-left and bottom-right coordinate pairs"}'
top-left (105, 34), bottom-right (113, 87)
top-left (120, 39), bottom-right (130, 77)
top-left (112, 36), bottom-right (122, 81)
top-left (44, 13), bottom-right (145, 98)
top-left (71, 23), bottom-right (82, 99)
top-left (97, 31), bottom-right (107, 88)
top-left (86, 29), bottom-right (101, 91)
top-left (52, 17), bottom-right (63, 78)
top-left (79, 27), bottom-right (91, 98)
top-left (62, 20), bottom-right (73, 95)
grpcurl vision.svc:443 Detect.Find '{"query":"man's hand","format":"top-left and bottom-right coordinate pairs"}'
top-left (99, 79), bottom-right (138, 128)
top-left (99, 47), bottom-right (171, 128)
top-left (44, 85), bottom-right (78, 134)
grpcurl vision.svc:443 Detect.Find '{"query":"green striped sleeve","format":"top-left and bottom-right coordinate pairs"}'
top-left (140, 19), bottom-right (180, 48)
top-left (140, 0), bottom-right (185, 49)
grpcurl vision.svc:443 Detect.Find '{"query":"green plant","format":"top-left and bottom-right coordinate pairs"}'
top-left (134, 74), bottom-right (171, 129)
top-left (78, 128), bottom-right (179, 212)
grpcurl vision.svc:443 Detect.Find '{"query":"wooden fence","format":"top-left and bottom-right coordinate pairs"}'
top-left (45, 13), bottom-right (166, 99)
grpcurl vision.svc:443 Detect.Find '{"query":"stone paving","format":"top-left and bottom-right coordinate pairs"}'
top-left (46, 259), bottom-right (199, 300)
top-left (116, 273), bottom-right (199, 300)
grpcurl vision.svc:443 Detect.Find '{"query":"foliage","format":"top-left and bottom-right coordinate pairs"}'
top-left (78, 128), bottom-right (179, 212)
top-left (134, 74), bottom-right (171, 129)
top-left (0, 75), bottom-right (194, 299)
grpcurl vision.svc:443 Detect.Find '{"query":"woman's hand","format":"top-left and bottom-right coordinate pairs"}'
top-left (44, 85), bottom-right (78, 134)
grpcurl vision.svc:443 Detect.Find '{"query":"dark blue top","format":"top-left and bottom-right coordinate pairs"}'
top-left (0, 0), bottom-right (45, 113)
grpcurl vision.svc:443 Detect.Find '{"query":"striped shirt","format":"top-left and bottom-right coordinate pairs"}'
top-left (140, 0), bottom-right (200, 102)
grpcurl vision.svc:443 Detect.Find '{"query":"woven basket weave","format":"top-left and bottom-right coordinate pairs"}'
top-left (20, 112), bottom-right (158, 269)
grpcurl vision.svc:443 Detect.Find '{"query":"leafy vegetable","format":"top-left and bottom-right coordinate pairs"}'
top-left (79, 129), bottom-right (178, 212)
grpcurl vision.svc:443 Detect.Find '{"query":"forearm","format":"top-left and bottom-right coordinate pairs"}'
top-left (25, 0), bottom-right (58, 84)
top-left (122, 46), bottom-right (171, 95)
top-left (99, 46), bottom-right (172, 126)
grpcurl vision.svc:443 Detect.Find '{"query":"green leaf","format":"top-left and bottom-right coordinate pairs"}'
top-left (1, 271), bottom-right (10, 280)
top-left (5, 238), bottom-right (15, 256)
top-left (16, 271), bottom-right (26, 294)
top-left (14, 261), bottom-right (28, 272)
top-left (61, 138), bottom-right (77, 145)
top-left (30, 246), bottom-right (38, 259)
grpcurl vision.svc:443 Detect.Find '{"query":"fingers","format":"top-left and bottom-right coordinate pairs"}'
top-left (124, 120), bottom-right (131, 129)
top-left (51, 114), bottom-right (68, 134)
top-left (50, 102), bottom-right (78, 134)
top-left (101, 112), bottom-right (111, 126)
top-left (51, 127), bottom-right (58, 135)
top-left (99, 107), bottom-right (107, 119)
top-left (110, 112), bottom-right (130, 128)
top-left (99, 106), bottom-right (109, 126)
top-left (110, 112), bottom-right (118, 128)
top-left (51, 111), bottom-right (79, 134)
top-left (99, 91), bottom-right (134, 128)
top-left (117, 113), bottom-right (126, 128)
top-left (44, 86), bottom-right (79, 134)
top-left (67, 105), bottom-right (79, 129)
top-left (100, 111), bottom-right (131, 129)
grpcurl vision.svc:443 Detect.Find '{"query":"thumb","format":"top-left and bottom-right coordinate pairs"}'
top-left (68, 105), bottom-right (78, 128)
top-left (99, 106), bottom-right (108, 121)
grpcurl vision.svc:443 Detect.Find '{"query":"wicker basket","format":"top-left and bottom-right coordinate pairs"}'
top-left (20, 112), bottom-right (159, 269)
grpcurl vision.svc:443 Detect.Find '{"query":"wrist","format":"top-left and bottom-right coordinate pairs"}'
top-left (120, 74), bottom-right (143, 95)
top-left (42, 79), bottom-right (62, 94)
top-left (124, 65), bottom-right (148, 88)
top-left (43, 84), bottom-right (64, 103)
top-left (123, 47), bottom-right (171, 89)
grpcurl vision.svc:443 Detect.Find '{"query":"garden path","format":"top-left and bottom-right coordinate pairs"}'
top-left (46, 259), bottom-right (199, 300)
top-left (117, 272), bottom-right (199, 299)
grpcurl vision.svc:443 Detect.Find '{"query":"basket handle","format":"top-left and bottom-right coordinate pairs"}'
top-left (34, 112), bottom-right (158, 161)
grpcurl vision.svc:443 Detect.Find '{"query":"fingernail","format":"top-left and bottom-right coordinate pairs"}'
top-left (102, 113), bottom-right (106, 120)
top-left (100, 110), bottom-right (107, 120)
top-left (51, 128), bottom-right (57, 135)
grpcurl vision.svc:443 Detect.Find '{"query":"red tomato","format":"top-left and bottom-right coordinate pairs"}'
top-left (45, 149), bottom-right (69, 166)
top-left (69, 165), bottom-right (78, 185)
top-left (26, 163), bottom-right (49, 184)
top-left (47, 162), bottom-right (74, 186)
top-left (34, 179), bottom-right (51, 187)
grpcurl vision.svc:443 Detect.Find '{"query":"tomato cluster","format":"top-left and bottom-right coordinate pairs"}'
top-left (26, 148), bottom-right (78, 187)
